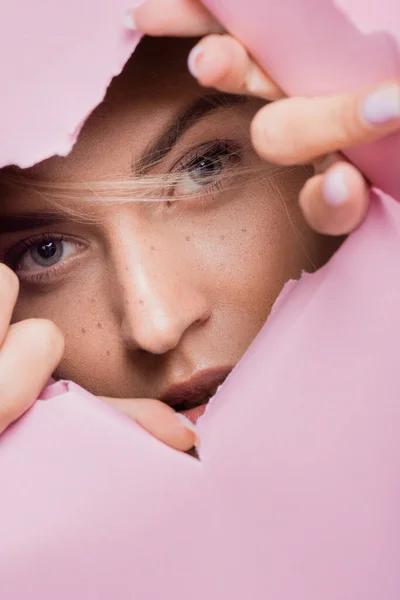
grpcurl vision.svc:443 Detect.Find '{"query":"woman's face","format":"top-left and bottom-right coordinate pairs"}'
top-left (0, 39), bottom-right (337, 410)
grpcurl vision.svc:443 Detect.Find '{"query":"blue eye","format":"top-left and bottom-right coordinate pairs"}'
top-left (174, 141), bottom-right (240, 197)
top-left (188, 149), bottom-right (227, 184)
top-left (29, 240), bottom-right (64, 267)
top-left (16, 236), bottom-right (78, 273)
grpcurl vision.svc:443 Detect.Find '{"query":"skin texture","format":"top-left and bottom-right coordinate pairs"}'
top-left (0, 7), bottom-right (398, 451)
top-left (132, 0), bottom-right (400, 234)
top-left (0, 38), bottom-right (339, 445)
top-left (0, 264), bottom-right (64, 435)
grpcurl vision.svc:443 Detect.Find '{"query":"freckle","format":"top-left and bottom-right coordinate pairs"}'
top-left (150, 245), bottom-right (156, 251)
top-left (81, 327), bottom-right (86, 335)
top-left (125, 265), bottom-right (129, 272)
top-left (91, 298), bottom-right (95, 304)
top-left (185, 236), bottom-right (191, 242)
top-left (241, 228), bottom-right (247, 233)
top-left (139, 299), bottom-right (144, 305)
top-left (220, 235), bottom-right (225, 241)
top-left (97, 322), bottom-right (103, 329)
top-left (106, 350), bottom-right (110, 357)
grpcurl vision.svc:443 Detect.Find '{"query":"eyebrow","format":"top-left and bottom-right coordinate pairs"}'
top-left (0, 213), bottom-right (65, 235)
top-left (0, 94), bottom-right (248, 234)
top-left (135, 93), bottom-right (247, 174)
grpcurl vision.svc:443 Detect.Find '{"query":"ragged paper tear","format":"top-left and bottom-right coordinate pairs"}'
top-left (1, 191), bottom-right (400, 600)
top-left (0, 1), bottom-right (399, 599)
top-left (202, 0), bottom-right (400, 198)
top-left (0, 0), bottom-right (143, 169)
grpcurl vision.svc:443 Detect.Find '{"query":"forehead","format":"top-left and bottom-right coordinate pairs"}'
top-left (11, 37), bottom-right (201, 183)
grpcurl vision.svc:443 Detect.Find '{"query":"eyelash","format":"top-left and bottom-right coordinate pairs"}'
top-left (172, 139), bottom-right (241, 198)
top-left (5, 232), bottom-right (77, 283)
top-left (4, 140), bottom-right (243, 283)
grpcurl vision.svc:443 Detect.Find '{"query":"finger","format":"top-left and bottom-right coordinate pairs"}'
top-left (313, 152), bottom-right (346, 176)
top-left (187, 35), bottom-right (283, 100)
top-left (0, 264), bottom-right (19, 347)
top-left (251, 82), bottom-right (400, 165)
top-left (299, 161), bottom-right (370, 235)
top-left (130, 0), bottom-right (223, 36)
top-left (0, 319), bottom-right (65, 434)
top-left (103, 396), bottom-right (198, 452)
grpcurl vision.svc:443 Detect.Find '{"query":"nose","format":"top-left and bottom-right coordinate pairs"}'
top-left (117, 245), bottom-right (211, 356)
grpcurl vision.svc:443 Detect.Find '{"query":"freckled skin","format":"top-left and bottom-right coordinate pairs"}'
top-left (0, 38), bottom-right (339, 400)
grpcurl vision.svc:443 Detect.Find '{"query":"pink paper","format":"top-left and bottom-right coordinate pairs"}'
top-left (1, 1), bottom-right (400, 598)
top-left (1, 191), bottom-right (400, 598)
top-left (201, 0), bottom-right (400, 199)
top-left (0, 0), bottom-right (142, 168)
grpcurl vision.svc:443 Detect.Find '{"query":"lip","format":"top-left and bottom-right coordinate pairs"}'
top-left (160, 366), bottom-right (232, 411)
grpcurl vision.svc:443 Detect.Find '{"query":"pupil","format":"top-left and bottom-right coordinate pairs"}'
top-left (38, 241), bottom-right (57, 259)
top-left (192, 156), bottom-right (221, 183)
top-left (199, 157), bottom-right (218, 176)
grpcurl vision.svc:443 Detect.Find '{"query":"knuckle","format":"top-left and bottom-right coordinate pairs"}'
top-left (201, 35), bottom-right (237, 88)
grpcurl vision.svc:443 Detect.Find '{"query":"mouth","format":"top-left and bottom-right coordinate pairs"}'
top-left (160, 366), bottom-right (232, 424)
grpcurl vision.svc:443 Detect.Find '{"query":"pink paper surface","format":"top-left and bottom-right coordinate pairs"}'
top-left (201, 0), bottom-right (400, 199)
top-left (1, 191), bottom-right (400, 598)
top-left (0, 1), bottom-right (399, 598)
top-left (0, 0), bottom-right (142, 168)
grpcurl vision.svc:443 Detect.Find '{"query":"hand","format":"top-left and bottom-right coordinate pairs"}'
top-left (101, 396), bottom-right (198, 452)
top-left (130, 0), bottom-right (400, 236)
top-left (0, 263), bottom-right (64, 435)
top-left (0, 263), bottom-right (196, 451)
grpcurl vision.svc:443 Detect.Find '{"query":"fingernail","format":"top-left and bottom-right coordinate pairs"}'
top-left (176, 413), bottom-right (200, 447)
top-left (362, 84), bottom-right (400, 125)
top-left (124, 9), bottom-right (136, 30)
top-left (323, 167), bottom-right (350, 207)
top-left (188, 45), bottom-right (204, 79)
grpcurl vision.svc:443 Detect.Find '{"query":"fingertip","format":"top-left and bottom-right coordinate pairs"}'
top-left (132, 400), bottom-right (197, 452)
top-left (323, 163), bottom-right (369, 234)
top-left (176, 413), bottom-right (200, 447)
top-left (188, 34), bottom-right (282, 100)
top-left (124, 9), bottom-right (137, 31)
top-left (131, 0), bottom-right (223, 37)
top-left (187, 35), bottom-right (244, 90)
top-left (300, 164), bottom-right (370, 236)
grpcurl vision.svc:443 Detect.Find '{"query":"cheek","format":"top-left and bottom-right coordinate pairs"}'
top-left (187, 171), bottom-right (316, 323)
top-left (12, 272), bottom-right (121, 390)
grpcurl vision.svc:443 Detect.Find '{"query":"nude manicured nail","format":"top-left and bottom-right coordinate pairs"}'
top-left (362, 85), bottom-right (400, 125)
top-left (323, 168), bottom-right (350, 207)
top-left (124, 1), bottom-right (148, 30)
top-left (124, 9), bottom-right (136, 30)
top-left (176, 413), bottom-right (200, 446)
top-left (188, 45), bottom-right (204, 79)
